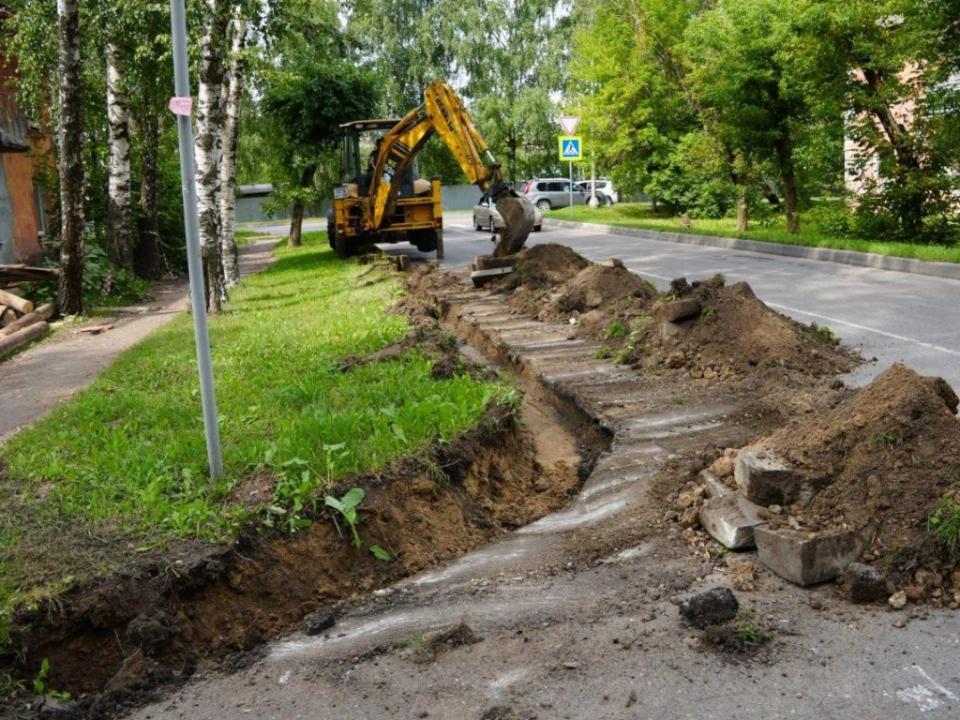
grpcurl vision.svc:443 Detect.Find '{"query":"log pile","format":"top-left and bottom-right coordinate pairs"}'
top-left (0, 271), bottom-right (58, 358)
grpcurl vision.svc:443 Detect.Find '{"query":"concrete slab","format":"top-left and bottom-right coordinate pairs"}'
top-left (699, 492), bottom-right (766, 550)
top-left (734, 450), bottom-right (802, 506)
top-left (755, 524), bottom-right (876, 587)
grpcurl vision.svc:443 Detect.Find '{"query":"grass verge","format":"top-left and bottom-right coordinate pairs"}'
top-left (550, 204), bottom-right (960, 265)
top-left (0, 231), bottom-right (510, 623)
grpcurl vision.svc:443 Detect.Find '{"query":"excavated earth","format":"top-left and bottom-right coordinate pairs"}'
top-left (7, 244), bottom-right (960, 719)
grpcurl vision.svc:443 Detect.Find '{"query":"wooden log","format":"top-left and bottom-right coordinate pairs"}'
top-left (77, 323), bottom-right (113, 335)
top-left (0, 265), bottom-right (59, 283)
top-left (0, 321), bottom-right (48, 358)
top-left (0, 305), bottom-right (13, 325)
top-left (0, 287), bottom-right (33, 315)
top-left (0, 303), bottom-right (56, 338)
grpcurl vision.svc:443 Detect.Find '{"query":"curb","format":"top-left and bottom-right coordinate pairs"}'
top-left (544, 219), bottom-right (960, 282)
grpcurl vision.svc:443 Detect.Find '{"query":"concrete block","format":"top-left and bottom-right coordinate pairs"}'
top-left (699, 470), bottom-right (730, 499)
top-left (699, 493), bottom-right (766, 550)
top-left (656, 298), bottom-right (701, 322)
top-left (755, 524), bottom-right (876, 587)
top-left (660, 321), bottom-right (684, 342)
top-left (734, 450), bottom-right (802, 506)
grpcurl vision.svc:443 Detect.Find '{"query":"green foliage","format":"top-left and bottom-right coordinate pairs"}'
top-left (735, 612), bottom-right (774, 648)
top-left (32, 658), bottom-right (70, 699)
top-left (927, 496), bottom-right (960, 558)
top-left (324, 488), bottom-right (366, 549)
top-left (604, 321), bottom-right (627, 340)
top-left (810, 323), bottom-right (837, 345)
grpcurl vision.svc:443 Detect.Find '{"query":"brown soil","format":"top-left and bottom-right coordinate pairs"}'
top-left (742, 364), bottom-right (960, 600)
top-left (2, 262), bottom-right (601, 713)
top-left (634, 278), bottom-right (859, 380)
top-left (7, 402), bottom-right (589, 707)
top-left (489, 245), bottom-right (858, 384)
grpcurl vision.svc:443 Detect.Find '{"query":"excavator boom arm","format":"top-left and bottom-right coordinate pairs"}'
top-left (367, 82), bottom-right (533, 255)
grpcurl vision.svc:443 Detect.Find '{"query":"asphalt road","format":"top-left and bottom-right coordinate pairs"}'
top-left (248, 213), bottom-right (960, 389)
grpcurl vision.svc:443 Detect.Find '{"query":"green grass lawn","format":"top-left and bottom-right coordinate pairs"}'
top-left (551, 204), bottom-right (960, 264)
top-left (0, 231), bottom-right (509, 618)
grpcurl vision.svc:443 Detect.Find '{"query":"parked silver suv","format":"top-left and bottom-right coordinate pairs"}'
top-left (522, 178), bottom-right (587, 211)
top-left (577, 179), bottom-right (618, 205)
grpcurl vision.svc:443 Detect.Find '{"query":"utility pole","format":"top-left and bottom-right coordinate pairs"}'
top-left (170, 0), bottom-right (223, 479)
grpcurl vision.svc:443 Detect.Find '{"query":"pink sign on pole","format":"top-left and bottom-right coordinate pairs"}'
top-left (168, 96), bottom-right (194, 117)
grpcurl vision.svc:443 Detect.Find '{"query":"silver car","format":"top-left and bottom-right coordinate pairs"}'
top-left (577, 179), bottom-right (618, 205)
top-left (472, 197), bottom-right (543, 233)
top-left (521, 178), bottom-right (588, 211)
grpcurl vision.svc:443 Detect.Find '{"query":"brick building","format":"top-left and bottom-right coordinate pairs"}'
top-left (0, 12), bottom-right (47, 265)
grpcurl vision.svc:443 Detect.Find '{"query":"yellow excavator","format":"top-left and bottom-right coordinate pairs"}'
top-left (327, 82), bottom-right (536, 259)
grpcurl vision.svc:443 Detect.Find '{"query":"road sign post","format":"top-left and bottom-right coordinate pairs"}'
top-left (558, 136), bottom-right (583, 218)
top-left (170, 0), bottom-right (223, 480)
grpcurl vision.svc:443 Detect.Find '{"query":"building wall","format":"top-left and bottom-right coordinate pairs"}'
top-left (0, 36), bottom-right (44, 264)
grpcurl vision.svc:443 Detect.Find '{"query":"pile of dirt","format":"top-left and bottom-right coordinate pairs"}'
top-left (744, 364), bottom-right (960, 601)
top-left (620, 277), bottom-right (859, 380)
top-left (490, 244), bottom-right (858, 382)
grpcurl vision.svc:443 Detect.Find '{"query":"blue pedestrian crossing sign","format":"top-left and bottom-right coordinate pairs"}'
top-left (558, 135), bottom-right (583, 162)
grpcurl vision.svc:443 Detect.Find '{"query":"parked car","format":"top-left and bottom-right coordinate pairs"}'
top-left (472, 196), bottom-right (543, 233)
top-left (577, 179), bottom-right (618, 205)
top-left (521, 178), bottom-right (588, 211)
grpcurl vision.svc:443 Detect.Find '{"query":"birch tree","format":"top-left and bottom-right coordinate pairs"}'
top-left (106, 41), bottom-right (135, 272)
top-left (57, 0), bottom-right (85, 315)
top-left (219, 7), bottom-right (246, 288)
top-left (194, 0), bottom-right (230, 312)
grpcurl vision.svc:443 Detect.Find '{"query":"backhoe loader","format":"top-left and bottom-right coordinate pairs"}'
top-left (327, 82), bottom-right (536, 259)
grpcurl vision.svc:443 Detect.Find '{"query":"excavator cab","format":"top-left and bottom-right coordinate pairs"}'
top-left (338, 121), bottom-right (421, 199)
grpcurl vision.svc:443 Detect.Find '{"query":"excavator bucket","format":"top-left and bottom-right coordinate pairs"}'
top-left (493, 196), bottom-right (536, 257)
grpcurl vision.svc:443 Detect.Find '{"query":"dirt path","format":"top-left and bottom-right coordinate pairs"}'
top-left (0, 239), bottom-right (280, 444)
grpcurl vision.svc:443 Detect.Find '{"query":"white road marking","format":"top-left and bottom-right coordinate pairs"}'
top-left (896, 665), bottom-right (959, 713)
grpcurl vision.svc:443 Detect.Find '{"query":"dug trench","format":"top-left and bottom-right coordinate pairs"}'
top-left (1, 278), bottom-right (609, 716)
top-left (10, 244), bottom-right (960, 719)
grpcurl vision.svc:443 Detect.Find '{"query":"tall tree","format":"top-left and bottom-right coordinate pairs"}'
top-left (57, 0), bottom-right (85, 314)
top-left (260, 60), bottom-right (380, 246)
top-left (442, 0), bottom-right (569, 182)
top-left (106, 40), bottom-right (135, 271)
top-left (219, 6), bottom-right (246, 288)
top-left (194, 0), bottom-right (230, 312)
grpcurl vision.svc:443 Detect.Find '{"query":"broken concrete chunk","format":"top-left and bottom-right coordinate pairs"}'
top-left (660, 321), bottom-right (684, 342)
top-left (842, 563), bottom-right (889, 604)
top-left (734, 450), bottom-right (803, 506)
top-left (755, 524), bottom-right (875, 587)
top-left (656, 298), bottom-right (701, 323)
top-left (679, 587), bottom-right (739, 628)
top-left (699, 493), bottom-right (767, 550)
top-left (699, 470), bottom-right (730, 499)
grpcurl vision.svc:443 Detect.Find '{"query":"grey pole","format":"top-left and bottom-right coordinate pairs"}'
top-left (170, 0), bottom-right (224, 479)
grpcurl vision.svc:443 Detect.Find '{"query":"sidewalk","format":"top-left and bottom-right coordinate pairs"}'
top-left (0, 238), bottom-right (279, 443)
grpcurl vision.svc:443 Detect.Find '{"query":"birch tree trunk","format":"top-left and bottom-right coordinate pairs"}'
top-left (107, 43), bottom-right (135, 273)
top-left (219, 10), bottom-right (245, 288)
top-left (195, 0), bottom-right (229, 313)
top-left (58, 0), bottom-right (85, 315)
top-left (136, 111), bottom-right (163, 279)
